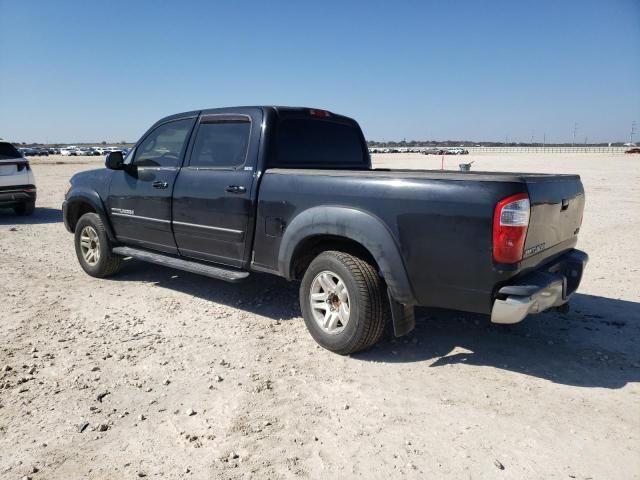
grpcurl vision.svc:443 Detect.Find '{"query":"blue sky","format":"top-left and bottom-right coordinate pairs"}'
top-left (0, 0), bottom-right (638, 144)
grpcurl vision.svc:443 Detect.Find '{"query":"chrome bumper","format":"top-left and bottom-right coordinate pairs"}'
top-left (491, 250), bottom-right (588, 324)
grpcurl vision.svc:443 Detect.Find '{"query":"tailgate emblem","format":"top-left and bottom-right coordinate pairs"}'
top-left (524, 243), bottom-right (546, 257)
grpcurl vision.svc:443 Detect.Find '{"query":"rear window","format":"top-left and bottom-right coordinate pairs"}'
top-left (274, 118), bottom-right (366, 168)
top-left (189, 119), bottom-right (251, 168)
top-left (0, 142), bottom-right (22, 160)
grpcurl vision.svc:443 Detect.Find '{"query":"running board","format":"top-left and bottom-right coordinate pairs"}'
top-left (112, 246), bottom-right (249, 283)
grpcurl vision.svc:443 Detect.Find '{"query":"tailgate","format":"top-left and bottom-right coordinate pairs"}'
top-left (0, 159), bottom-right (29, 176)
top-left (523, 175), bottom-right (584, 259)
top-left (0, 163), bottom-right (18, 176)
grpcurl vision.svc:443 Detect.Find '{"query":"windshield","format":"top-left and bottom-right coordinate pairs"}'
top-left (274, 118), bottom-right (367, 169)
top-left (0, 142), bottom-right (22, 160)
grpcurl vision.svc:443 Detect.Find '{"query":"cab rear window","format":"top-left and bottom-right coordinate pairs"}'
top-left (0, 142), bottom-right (21, 160)
top-left (274, 118), bottom-right (367, 168)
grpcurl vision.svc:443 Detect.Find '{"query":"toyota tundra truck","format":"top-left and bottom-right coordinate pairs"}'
top-left (62, 106), bottom-right (588, 354)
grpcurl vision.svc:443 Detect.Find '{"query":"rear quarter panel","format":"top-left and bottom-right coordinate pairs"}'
top-left (253, 170), bottom-right (527, 314)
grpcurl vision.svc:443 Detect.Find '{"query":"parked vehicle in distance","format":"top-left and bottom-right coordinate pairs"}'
top-left (76, 147), bottom-right (93, 156)
top-left (447, 147), bottom-right (469, 155)
top-left (625, 147), bottom-right (640, 154)
top-left (0, 140), bottom-right (37, 215)
top-left (63, 106), bottom-right (588, 354)
top-left (422, 147), bottom-right (441, 155)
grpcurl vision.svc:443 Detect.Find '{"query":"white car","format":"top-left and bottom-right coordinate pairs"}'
top-left (446, 147), bottom-right (469, 155)
top-left (76, 147), bottom-right (93, 156)
top-left (0, 140), bottom-right (36, 215)
top-left (60, 145), bottom-right (82, 156)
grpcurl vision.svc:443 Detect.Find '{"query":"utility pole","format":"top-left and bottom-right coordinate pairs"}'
top-left (572, 122), bottom-right (578, 147)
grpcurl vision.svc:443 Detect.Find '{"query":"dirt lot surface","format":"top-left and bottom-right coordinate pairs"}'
top-left (1, 152), bottom-right (639, 479)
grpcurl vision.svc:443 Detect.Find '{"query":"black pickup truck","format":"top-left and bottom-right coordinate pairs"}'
top-left (63, 106), bottom-right (588, 354)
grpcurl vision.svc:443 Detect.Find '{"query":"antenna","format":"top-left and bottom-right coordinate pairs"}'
top-left (572, 122), bottom-right (578, 147)
top-left (631, 121), bottom-right (638, 145)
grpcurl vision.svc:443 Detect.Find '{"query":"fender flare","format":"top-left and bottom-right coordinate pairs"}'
top-left (64, 188), bottom-right (115, 241)
top-left (278, 206), bottom-right (416, 305)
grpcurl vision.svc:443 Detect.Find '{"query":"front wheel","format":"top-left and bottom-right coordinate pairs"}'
top-left (74, 212), bottom-right (123, 277)
top-left (300, 250), bottom-right (386, 355)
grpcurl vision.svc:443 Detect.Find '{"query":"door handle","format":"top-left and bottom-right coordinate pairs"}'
top-left (152, 181), bottom-right (169, 189)
top-left (225, 185), bottom-right (246, 194)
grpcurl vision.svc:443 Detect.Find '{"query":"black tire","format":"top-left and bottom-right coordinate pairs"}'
top-left (14, 200), bottom-right (35, 216)
top-left (300, 250), bottom-right (386, 355)
top-left (74, 212), bottom-right (123, 277)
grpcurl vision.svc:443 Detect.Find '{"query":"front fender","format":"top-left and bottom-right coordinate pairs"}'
top-left (63, 188), bottom-right (115, 240)
top-left (278, 206), bottom-right (416, 305)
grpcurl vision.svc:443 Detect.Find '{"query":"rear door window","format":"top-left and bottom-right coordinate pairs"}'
top-left (189, 117), bottom-right (251, 169)
top-left (275, 118), bottom-right (366, 168)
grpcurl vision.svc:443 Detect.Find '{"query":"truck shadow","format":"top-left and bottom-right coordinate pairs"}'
top-left (357, 294), bottom-right (640, 389)
top-left (109, 260), bottom-right (639, 389)
top-left (109, 259), bottom-right (302, 321)
top-left (0, 207), bottom-right (62, 225)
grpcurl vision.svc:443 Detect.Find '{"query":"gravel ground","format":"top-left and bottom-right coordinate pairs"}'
top-left (0, 152), bottom-right (638, 479)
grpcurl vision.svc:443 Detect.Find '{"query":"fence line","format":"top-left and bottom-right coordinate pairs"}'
top-left (465, 146), bottom-right (628, 153)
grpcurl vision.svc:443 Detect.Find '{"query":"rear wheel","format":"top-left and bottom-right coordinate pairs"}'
top-left (14, 200), bottom-right (35, 216)
top-left (74, 212), bottom-right (122, 277)
top-left (300, 250), bottom-right (386, 355)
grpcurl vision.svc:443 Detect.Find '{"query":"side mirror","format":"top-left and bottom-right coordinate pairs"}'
top-left (105, 151), bottom-right (124, 170)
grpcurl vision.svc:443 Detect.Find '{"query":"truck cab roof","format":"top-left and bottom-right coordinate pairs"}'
top-left (153, 106), bottom-right (357, 124)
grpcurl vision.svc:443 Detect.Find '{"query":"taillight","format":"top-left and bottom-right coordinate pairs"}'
top-left (493, 193), bottom-right (530, 264)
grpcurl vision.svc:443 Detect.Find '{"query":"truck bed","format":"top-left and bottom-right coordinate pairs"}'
top-left (254, 167), bottom-right (584, 315)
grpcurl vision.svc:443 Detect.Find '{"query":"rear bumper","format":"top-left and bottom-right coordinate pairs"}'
top-left (491, 249), bottom-right (588, 324)
top-left (0, 186), bottom-right (36, 207)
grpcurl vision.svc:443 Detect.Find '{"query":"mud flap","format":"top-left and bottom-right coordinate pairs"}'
top-left (388, 290), bottom-right (415, 337)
